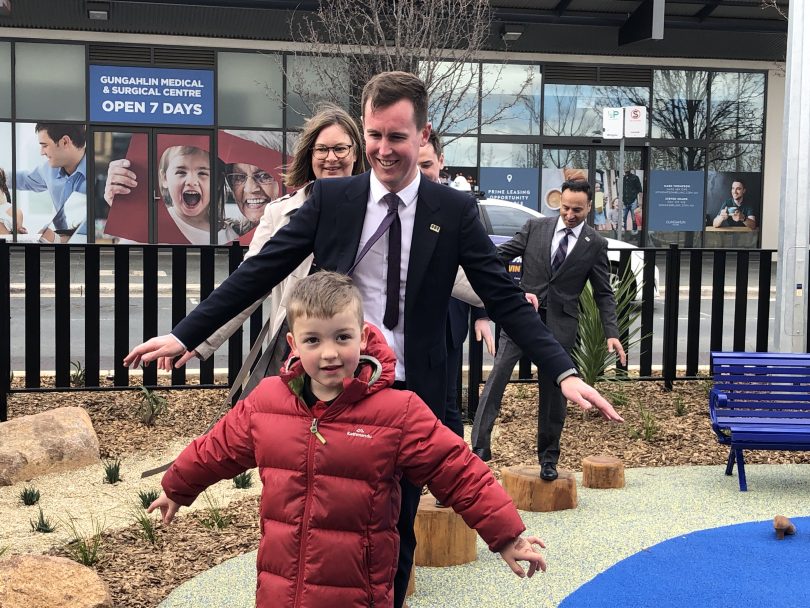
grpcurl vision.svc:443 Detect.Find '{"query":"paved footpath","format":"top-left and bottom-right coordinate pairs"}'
top-left (160, 464), bottom-right (810, 608)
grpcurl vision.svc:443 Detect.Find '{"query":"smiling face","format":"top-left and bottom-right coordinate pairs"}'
top-left (160, 147), bottom-right (211, 221)
top-left (286, 308), bottom-right (368, 402)
top-left (38, 130), bottom-right (72, 170)
top-left (559, 188), bottom-right (591, 229)
top-left (312, 124), bottom-right (357, 180)
top-left (731, 181), bottom-right (746, 203)
top-left (229, 162), bottom-right (278, 223)
top-left (363, 98), bottom-right (430, 193)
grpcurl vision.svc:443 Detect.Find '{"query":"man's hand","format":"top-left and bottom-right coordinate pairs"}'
top-left (499, 535), bottom-right (547, 578)
top-left (525, 292), bottom-right (539, 311)
top-left (158, 349), bottom-right (198, 370)
top-left (104, 159), bottom-right (138, 205)
top-left (606, 338), bottom-right (627, 366)
top-left (124, 335), bottom-right (186, 370)
top-left (560, 376), bottom-right (624, 422)
top-left (474, 318), bottom-right (495, 355)
top-left (147, 492), bottom-right (181, 525)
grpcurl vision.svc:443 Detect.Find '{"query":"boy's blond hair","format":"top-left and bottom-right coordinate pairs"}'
top-left (287, 272), bottom-right (364, 331)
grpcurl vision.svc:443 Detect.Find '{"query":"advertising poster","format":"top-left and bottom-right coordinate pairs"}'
top-left (14, 122), bottom-right (88, 243)
top-left (540, 167), bottom-right (589, 217)
top-left (89, 65), bottom-right (214, 126)
top-left (0, 122), bottom-right (14, 238)
top-left (705, 171), bottom-right (762, 231)
top-left (479, 167), bottom-right (539, 210)
top-left (647, 170), bottom-right (705, 231)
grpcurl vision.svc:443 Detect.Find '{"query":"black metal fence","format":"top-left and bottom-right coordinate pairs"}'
top-left (0, 241), bottom-right (785, 422)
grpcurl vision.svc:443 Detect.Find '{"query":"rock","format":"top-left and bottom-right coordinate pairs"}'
top-left (0, 554), bottom-right (112, 608)
top-left (0, 407), bottom-right (100, 485)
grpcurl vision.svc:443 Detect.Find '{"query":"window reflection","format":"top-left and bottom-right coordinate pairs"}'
top-left (218, 51), bottom-right (283, 128)
top-left (543, 84), bottom-right (649, 137)
top-left (651, 70), bottom-right (708, 140)
top-left (481, 64), bottom-right (542, 135)
top-left (709, 143), bottom-right (762, 173)
top-left (651, 146), bottom-right (705, 171)
top-left (286, 55), bottom-right (350, 129)
top-left (423, 61), bottom-right (479, 135)
top-left (709, 72), bottom-right (765, 141)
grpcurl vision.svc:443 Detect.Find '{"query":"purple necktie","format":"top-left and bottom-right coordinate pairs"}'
top-left (346, 192), bottom-right (401, 329)
top-left (551, 228), bottom-right (573, 274)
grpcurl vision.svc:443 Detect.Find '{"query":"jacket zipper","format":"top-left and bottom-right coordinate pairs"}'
top-left (293, 420), bottom-right (319, 607)
top-left (363, 533), bottom-right (375, 607)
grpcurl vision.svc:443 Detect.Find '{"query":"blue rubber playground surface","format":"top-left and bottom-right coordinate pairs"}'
top-left (160, 464), bottom-right (810, 608)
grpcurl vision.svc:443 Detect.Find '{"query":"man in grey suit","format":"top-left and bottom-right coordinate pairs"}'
top-left (471, 179), bottom-right (626, 481)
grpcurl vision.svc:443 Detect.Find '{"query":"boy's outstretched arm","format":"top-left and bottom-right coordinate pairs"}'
top-left (499, 535), bottom-right (547, 578)
top-left (147, 492), bottom-right (181, 524)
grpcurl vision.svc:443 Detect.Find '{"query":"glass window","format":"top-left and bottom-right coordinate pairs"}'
top-left (483, 204), bottom-right (533, 237)
top-left (423, 60), bottom-right (478, 135)
top-left (443, 136), bottom-right (477, 168)
top-left (710, 72), bottom-right (765, 141)
top-left (651, 146), bottom-right (706, 171)
top-left (481, 64), bottom-right (542, 135)
top-left (481, 142), bottom-right (540, 168)
top-left (651, 70), bottom-right (708, 140)
top-left (286, 55), bottom-right (350, 129)
top-left (16, 43), bottom-right (85, 120)
top-left (218, 52), bottom-right (283, 128)
top-left (709, 143), bottom-right (762, 173)
top-left (543, 85), bottom-right (649, 138)
top-left (0, 43), bottom-right (10, 118)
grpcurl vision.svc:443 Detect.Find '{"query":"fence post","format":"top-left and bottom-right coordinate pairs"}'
top-left (0, 239), bottom-right (9, 421)
top-left (662, 243), bottom-right (680, 390)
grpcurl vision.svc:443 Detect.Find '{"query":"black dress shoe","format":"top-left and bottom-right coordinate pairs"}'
top-left (472, 447), bottom-right (492, 462)
top-left (540, 462), bottom-right (558, 481)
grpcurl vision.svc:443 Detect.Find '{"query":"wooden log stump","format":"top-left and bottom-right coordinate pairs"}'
top-left (581, 455), bottom-right (625, 489)
top-left (414, 494), bottom-right (477, 566)
top-left (406, 566), bottom-right (415, 596)
top-left (501, 465), bottom-right (577, 512)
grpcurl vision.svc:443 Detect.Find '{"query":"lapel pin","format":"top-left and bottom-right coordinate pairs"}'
top-left (584, 236), bottom-right (591, 242)
top-left (430, 224), bottom-right (441, 233)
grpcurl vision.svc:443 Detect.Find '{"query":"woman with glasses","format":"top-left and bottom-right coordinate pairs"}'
top-left (166, 103), bottom-right (365, 380)
top-left (222, 163), bottom-right (280, 241)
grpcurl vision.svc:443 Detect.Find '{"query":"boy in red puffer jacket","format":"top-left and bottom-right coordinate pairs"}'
top-left (148, 271), bottom-right (546, 608)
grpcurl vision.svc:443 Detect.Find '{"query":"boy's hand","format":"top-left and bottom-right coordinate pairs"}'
top-left (147, 492), bottom-right (181, 525)
top-left (499, 535), bottom-right (547, 578)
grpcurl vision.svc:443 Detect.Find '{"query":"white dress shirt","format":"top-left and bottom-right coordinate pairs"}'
top-left (351, 171), bottom-right (420, 381)
top-left (550, 217), bottom-right (584, 260)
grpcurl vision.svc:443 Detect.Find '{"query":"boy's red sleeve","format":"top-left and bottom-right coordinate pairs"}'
top-left (161, 396), bottom-right (257, 506)
top-left (396, 392), bottom-right (525, 552)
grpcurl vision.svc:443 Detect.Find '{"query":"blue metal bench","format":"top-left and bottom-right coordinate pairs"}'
top-left (709, 351), bottom-right (810, 491)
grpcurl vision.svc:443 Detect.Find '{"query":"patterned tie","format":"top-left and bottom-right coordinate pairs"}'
top-left (382, 193), bottom-right (401, 329)
top-left (551, 228), bottom-right (574, 274)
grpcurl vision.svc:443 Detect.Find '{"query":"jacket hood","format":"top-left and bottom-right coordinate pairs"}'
top-left (280, 322), bottom-right (396, 403)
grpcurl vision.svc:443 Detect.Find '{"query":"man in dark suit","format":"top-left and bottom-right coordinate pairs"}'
top-left (125, 72), bottom-right (622, 608)
top-left (471, 180), bottom-right (626, 481)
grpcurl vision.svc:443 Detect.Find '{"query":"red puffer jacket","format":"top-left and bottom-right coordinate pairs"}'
top-left (162, 325), bottom-right (525, 608)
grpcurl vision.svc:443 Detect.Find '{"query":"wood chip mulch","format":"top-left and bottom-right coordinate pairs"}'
top-left (7, 377), bottom-right (810, 607)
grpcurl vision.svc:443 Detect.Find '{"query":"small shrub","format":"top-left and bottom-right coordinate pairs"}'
top-left (674, 396), bottom-right (687, 417)
top-left (512, 382), bottom-right (532, 401)
top-left (233, 471), bottom-right (253, 489)
top-left (608, 387), bottom-right (629, 408)
top-left (138, 488), bottom-right (161, 509)
top-left (30, 508), bottom-right (57, 533)
top-left (69, 360), bottom-right (86, 387)
top-left (132, 510), bottom-right (159, 545)
top-left (103, 459), bottom-right (122, 484)
top-left (197, 492), bottom-right (231, 530)
top-left (638, 404), bottom-right (658, 441)
top-left (138, 386), bottom-right (168, 426)
top-left (62, 515), bottom-right (105, 566)
top-left (20, 486), bottom-right (41, 506)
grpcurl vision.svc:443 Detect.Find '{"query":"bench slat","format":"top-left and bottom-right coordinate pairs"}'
top-left (715, 411), bottom-right (810, 422)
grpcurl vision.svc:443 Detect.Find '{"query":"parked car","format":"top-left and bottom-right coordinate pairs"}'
top-left (478, 198), bottom-right (660, 300)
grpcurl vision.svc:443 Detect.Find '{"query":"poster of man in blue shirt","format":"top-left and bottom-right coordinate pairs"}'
top-left (15, 123), bottom-right (87, 243)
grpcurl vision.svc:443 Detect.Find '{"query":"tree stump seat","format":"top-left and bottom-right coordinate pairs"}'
top-left (581, 455), bottom-right (625, 489)
top-left (414, 493), bottom-right (477, 567)
top-left (501, 465), bottom-right (577, 512)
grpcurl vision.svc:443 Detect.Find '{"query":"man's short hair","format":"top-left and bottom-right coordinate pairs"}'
top-left (561, 179), bottom-right (592, 200)
top-left (732, 178), bottom-right (746, 189)
top-left (287, 271), bottom-right (364, 331)
top-left (35, 123), bottom-right (86, 148)
top-left (427, 130), bottom-right (443, 158)
top-left (361, 71), bottom-right (429, 129)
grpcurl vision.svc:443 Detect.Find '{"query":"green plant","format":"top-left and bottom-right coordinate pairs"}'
top-left (512, 382), bottom-right (532, 401)
top-left (638, 404), bottom-right (658, 441)
top-left (69, 360), bottom-right (86, 387)
top-left (233, 471), bottom-right (254, 489)
top-left (61, 515), bottom-right (105, 566)
top-left (0, 545), bottom-right (9, 558)
top-left (137, 488), bottom-right (161, 509)
top-left (197, 492), bottom-right (231, 530)
top-left (103, 459), bottom-right (122, 484)
top-left (571, 264), bottom-right (647, 386)
top-left (20, 486), bottom-right (41, 506)
top-left (674, 395), bottom-right (687, 417)
top-left (138, 386), bottom-right (168, 426)
top-left (30, 508), bottom-right (57, 533)
top-left (607, 387), bottom-right (629, 408)
top-left (132, 509), bottom-right (159, 545)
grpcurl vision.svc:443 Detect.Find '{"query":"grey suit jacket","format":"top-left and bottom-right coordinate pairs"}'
top-left (497, 216), bottom-right (619, 352)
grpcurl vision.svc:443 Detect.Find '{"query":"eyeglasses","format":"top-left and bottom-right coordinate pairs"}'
top-left (225, 171), bottom-right (276, 188)
top-left (311, 144), bottom-right (353, 160)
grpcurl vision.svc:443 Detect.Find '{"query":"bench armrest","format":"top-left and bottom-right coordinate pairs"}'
top-left (709, 389), bottom-right (730, 441)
